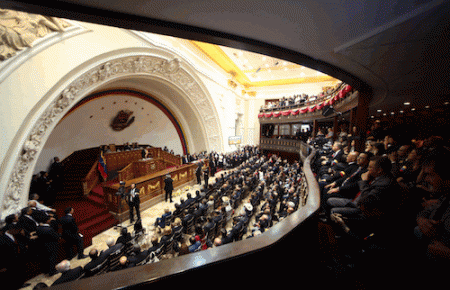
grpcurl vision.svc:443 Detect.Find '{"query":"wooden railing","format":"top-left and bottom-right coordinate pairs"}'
top-left (105, 147), bottom-right (182, 175)
top-left (82, 160), bottom-right (100, 196)
top-left (260, 137), bottom-right (305, 154)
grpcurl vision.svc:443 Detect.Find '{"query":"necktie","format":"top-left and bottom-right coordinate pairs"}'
top-left (342, 167), bottom-right (362, 187)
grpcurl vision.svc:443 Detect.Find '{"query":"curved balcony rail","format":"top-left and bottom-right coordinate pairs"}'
top-left (258, 86), bottom-right (358, 124)
top-left (260, 137), bottom-right (312, 157)
top-left (51, 144), bottom-right (320, 290)
top-left (259, 82), bottom-right (346, 113)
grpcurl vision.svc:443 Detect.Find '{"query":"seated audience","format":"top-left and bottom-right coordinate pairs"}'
top-left (52, 260), bottom-right (83, 286)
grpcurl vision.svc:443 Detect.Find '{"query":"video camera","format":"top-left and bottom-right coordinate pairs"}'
top-left (115, 181), bottom-right (126, 198)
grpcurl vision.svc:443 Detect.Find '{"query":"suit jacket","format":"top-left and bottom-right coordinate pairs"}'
top-left (36, 224), bottom-right (60, 252)
top-left (0, 234), bottom-right (22, 269)
top-left (59, 214), bottom-right (80, 240)
top-left (128, 249), bottom-right (149, 266)
top-left (17, 215), bottom-right (38, 235)
top-left (328, 162), bottom-right (358, 183)
top-left (164, 177), bottom-right (174, 192)
top-left (30, 208), bottom-right (49, 223)
top-left (127, 188), bottom-right (140, 205)
top-left (52, 266), bottom-right (83, 286)
top-left (356, 174), bottom-right (397, 215)
top-left (336, 167), bottom-right (367, 199)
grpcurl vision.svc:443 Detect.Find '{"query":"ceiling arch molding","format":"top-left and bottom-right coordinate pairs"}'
top-left (0, 50), bottom-right (223, 218)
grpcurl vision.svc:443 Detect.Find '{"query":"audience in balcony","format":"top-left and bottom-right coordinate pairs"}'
top-left (260, 82), bottom-right (344, 112)
top-left (312, 123), bottom-right (450, 279)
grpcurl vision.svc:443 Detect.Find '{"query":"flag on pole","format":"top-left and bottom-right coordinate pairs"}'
top-left (98, 152), bottom-right (108, 181)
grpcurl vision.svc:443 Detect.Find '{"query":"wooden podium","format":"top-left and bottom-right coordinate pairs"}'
top-left (102, 163), bottom-right (197, 220)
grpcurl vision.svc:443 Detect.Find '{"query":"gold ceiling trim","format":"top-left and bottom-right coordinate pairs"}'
top-left (190, 41), bottom-right (251, 85)
top-left (190, 40), bottom-right (338, 88)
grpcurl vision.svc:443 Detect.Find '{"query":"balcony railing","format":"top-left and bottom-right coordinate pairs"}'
top-left (260, 137), bottom-right (312, 156)
top-left (258, 87), bottom-right (358, 124)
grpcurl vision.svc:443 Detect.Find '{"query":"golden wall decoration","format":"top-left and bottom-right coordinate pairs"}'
top-left (147, 181), bottom-right (160, 191)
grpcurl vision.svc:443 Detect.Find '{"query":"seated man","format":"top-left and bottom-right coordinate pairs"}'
top-left (322, 152), bottom-right (372, 215)
top-left (155, 208), bottom-right (172, 228)
top-left (127, 245), bottom-right (148, 266)
top-left (327, 156), bottom-right (397, 219)
top-left (116, 227), bottom-right (133, 245)
top-left (188, 236), bottom-right (201, 252)
top-left (52, 260), bottom-right (83, 286)
top-left (83, 248), bottom-right (105, 273)
top-left (100, 237), bottom-right (124, 257)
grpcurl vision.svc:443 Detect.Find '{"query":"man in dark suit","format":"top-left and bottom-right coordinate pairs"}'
top-left (0, 223), bottom-right (27, 289)
top-left (164, 174), bottom-right (174, 203)
top-left (18, 206), bottom-right (39, 236)
top-left (328, 156), bottom-right (397, 219)
top-left (195, 164), bottom-right (202, 184)
top-left (37, 216), bottom-right (60, 275)
top-left (127, 183), bottom-right (140, 223)
top-left (59, 207), bottom-right (86, 259)
top-left (127, 245), bottom-right (149, 266)
top-left (203, 165), bottom-right (209, 188)
top-left (52, 260), bottom-right (83, 286)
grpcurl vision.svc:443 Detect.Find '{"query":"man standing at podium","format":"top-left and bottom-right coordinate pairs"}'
top-left (127, 183), bottom-right (140, 223)
top-left (164, 174), bottom-right (174, 203)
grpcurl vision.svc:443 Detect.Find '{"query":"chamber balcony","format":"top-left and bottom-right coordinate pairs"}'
top-left (258, 84), bottom-right (357, 124)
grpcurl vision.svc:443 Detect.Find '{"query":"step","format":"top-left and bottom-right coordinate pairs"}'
top-left (87, 194), bottom-right (105, 208)
top-left (79, 211), bottom-right (117, 232)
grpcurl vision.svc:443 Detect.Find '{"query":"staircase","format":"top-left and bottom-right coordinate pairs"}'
top-left (60, 147), bottom-right (100, 199)
top-left (54, 147), bottom-right (118, 247)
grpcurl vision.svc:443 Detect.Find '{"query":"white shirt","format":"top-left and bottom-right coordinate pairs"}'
top-left (130, 188), bottom-right (137, 201)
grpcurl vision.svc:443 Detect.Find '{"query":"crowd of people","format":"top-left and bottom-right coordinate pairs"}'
top-left (1, 144), bottom-right (310, 288)
top-left (66, 145), bottom-right (305, 283)
top-left (0, 202), bottom-right (87, 289)
top-left (259, 82), bottom-right (342, 111)
top-left (311, 121), bottom-right (450, 283)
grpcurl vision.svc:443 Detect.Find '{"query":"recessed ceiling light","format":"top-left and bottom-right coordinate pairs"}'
top-left (391, 112), bottom-right (395, 115)
top-left (377, 109), bottom-right (382, 113)
top-left (370, 115), bottom-right (374, 118)
top-left (404, 102), bottom-right (411, 105)
top-left (444, 101), bottom-right (449, 105)
top-left (383, 113), bottom-right (387, 116)
top-left (400, 110), bottom-right (404, 113)
top-left (425, 105), bottom-right (430, 109)
top-left (411, 108), bottom-right (416, 111)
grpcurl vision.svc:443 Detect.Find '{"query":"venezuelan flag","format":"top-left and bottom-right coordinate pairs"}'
top-left (98, 152), bottom-right (108, 181)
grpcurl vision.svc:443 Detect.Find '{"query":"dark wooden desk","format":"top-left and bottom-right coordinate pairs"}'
top-left (102, 163), bottom-right (197, 218)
